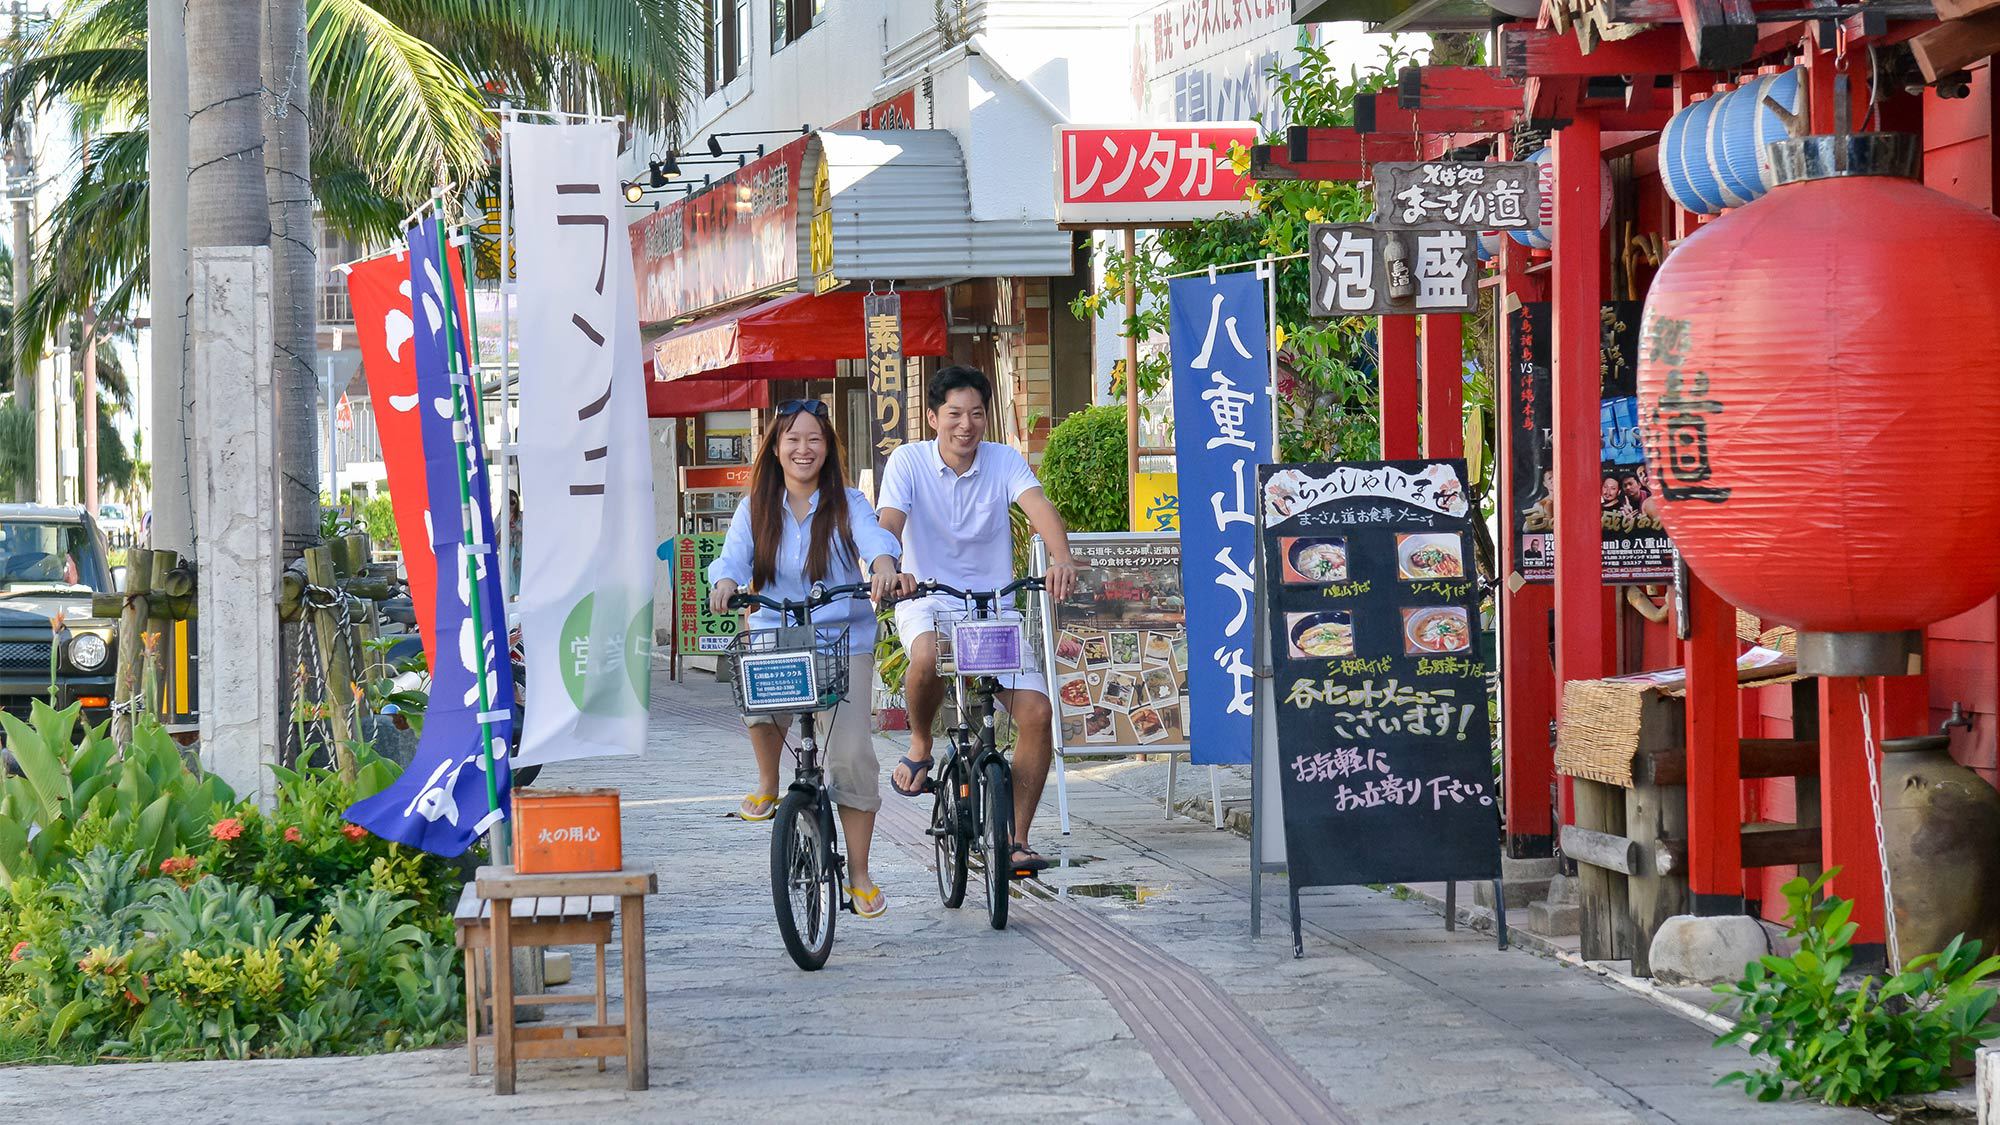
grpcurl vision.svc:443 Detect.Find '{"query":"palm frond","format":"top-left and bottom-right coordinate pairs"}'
top-left (376, 0), bottom-right (703, 137)
top-left (306, 0), bottom-right (494, 200)
top-left (15, 127), bottom-right (149, 365)
top-left (0, 0), bottom-right (148, 130)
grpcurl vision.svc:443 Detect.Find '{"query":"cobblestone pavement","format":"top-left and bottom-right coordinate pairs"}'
top-left (0, 671), bottom-right (1880, 1124)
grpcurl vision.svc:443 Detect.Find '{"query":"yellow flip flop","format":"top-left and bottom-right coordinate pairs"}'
top-left (737, 794), bottom-right (777, 821)
top-left (846, 884), bottom-right (887, 919)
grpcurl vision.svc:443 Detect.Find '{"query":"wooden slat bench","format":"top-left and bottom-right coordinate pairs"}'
top-left (455, 864), bottom-right (658, 1094)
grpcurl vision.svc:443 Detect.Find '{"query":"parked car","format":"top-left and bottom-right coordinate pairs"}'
top-left (0, 505), bottom-right (118, 724)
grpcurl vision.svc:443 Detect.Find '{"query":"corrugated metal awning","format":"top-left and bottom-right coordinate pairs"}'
top-left (799, 130), bottom-right (1075, 293)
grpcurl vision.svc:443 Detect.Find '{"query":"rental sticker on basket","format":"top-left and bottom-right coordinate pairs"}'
top-left (739, 651), bottom-right (819, 711)
top-left (953, 620), bottom-right (1025, 676)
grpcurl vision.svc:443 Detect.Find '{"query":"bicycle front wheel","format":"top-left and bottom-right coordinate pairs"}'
top-left (771, 788), bottom-right (838, 971)
top-left (983, 760), bottom-right (1013, 930)
top-left (931, 754), bottom-right (969, 908)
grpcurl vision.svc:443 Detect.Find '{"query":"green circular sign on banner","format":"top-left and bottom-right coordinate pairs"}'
top-left (557, 595), bottom-right (655, 714)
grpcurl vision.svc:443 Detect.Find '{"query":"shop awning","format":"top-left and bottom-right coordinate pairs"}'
top-left (651, 289), bottom-right (947, 382)
top-left (645, 360), bottom-right (772, 417)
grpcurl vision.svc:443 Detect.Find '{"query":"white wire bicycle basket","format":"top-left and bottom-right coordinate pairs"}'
top-left (727, 625), bottom-right (852, 715)
top-left (932, 606), bottom-right (1044, 679)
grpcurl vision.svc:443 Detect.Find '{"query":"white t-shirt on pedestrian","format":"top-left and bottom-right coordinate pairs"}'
top-left (876, 439), bottom-right (1042, 593)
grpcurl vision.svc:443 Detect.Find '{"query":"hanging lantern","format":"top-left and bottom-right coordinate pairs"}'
top-left (1509, 146), bottom-right (1610, 250)
top-left (1637, 132), bottom-right (2000, 675)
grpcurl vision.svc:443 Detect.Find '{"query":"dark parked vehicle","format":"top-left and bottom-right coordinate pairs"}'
top-left (0, 505), bottom-right (118, 723)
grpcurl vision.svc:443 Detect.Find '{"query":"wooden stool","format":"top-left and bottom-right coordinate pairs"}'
top-left (461, 864), bottom-right (658, 1095)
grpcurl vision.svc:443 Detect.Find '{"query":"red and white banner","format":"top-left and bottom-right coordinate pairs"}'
top-left (345, 251), bottom-right (439, 666)
top-left (1054, 124), bottom-right (1259, 224)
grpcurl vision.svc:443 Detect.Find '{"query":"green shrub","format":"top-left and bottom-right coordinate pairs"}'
top-left (1041, 405), bottom-right (1129, 533)
top-left (363, 493), bottom-right (399, 550)
top-left (1713, 869), bottom-right (2000, 1106)
top-left (0, 704), bottom-right (235, 887)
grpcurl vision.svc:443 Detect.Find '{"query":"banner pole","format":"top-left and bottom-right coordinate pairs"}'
top-left (497, 107), bottom-right (517, 606)
top-left (428, 203), bottom-right (509, 864)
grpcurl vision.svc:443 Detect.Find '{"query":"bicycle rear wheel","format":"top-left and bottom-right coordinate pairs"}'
top-left (931, 753), bottom-right (969, 908)
top-left (982, 760), bottom-right (1013, 930)
top-left (771, 787), bottom-right (838, 970)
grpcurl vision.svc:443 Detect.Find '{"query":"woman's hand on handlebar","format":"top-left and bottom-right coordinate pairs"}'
top-left (868, 558), bottom-right (901, 606)
top-left (710, 578), bottom-right (739, 617)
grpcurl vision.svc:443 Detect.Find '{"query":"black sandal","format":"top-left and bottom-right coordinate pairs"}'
top-left (1011, 845), bottom-right (1051, 875)
top-left (892, 755), bottom-right (934, 797)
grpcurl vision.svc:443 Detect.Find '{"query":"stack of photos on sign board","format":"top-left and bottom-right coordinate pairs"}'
top-left (1050, 539), bottom-right (1189, 749)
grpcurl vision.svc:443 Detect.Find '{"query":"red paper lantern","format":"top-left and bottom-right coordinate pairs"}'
top-left (1638, 141), bottom-right (2000, 662)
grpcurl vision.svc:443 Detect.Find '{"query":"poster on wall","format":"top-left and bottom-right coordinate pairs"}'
top-left (1257, 460), bottom-right (1500, 891)
top-left (1041, 534), bottom-right (1189, 754)
top-left (1508, 300), bottom-right (1673, 583)
top-left (673, 534), bottom-right (738, 655)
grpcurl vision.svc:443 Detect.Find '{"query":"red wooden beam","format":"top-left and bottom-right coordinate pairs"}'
top-left (1820, 679), bottom-right (1887, 947)
top-left (1379, 315), bottom-right (1420, 459)
top-left (1501, 26), bottom-right (1689, 80)
top-left (1397, 65), bottom-right (1526, 112)
top-left (1250, 130), bottom-right (1419, 182)
top-left (1421, 315), bottom-right (1464, 458)
top-left (1356, 92), bottom-right (1521, 137)
top-left (1552, 111), bottom-right (1611, 783)
top-left (1684, 569), bottom-right (1745, 908)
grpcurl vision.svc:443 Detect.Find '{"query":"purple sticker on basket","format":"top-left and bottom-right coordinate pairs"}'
top-left (953, 620), bottom-right (1024, 675)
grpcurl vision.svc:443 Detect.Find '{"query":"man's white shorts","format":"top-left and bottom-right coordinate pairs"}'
top-left (894, 593), bottom-right (1048, 700)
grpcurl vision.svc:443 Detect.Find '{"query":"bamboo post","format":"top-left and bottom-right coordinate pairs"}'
top-left (112, 548), bottom-right (154, 744)
top-left (305, 546), bottom-right (357, 780)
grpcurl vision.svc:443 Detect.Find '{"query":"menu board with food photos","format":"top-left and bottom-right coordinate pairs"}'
top-left (1258, 460), bottom-right (1502, 891)
top-left (1039, 533), bottom-right (1189, 754)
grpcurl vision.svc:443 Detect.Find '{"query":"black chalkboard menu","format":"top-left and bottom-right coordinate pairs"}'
top-left (1257, 460), bottom-right (1502, 890)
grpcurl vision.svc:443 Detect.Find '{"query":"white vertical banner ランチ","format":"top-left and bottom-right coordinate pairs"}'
top-left (509, 121), bottom-right (657, 765)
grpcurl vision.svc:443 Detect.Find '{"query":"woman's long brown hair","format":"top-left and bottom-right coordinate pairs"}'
top-left (747, 408), bottom-right (859, 591)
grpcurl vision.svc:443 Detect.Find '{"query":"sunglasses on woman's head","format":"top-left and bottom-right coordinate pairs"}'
top-left (776, 399), bottom-right (829, 419)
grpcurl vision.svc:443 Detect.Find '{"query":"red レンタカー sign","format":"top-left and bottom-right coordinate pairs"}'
top-left (1054, 124), bottom-right (1259, 225)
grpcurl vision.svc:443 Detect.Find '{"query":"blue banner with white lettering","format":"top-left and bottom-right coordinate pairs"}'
top-left (347, 219), bottom-right (514, 855)
top-left (1169, 272), bottom-right (1272, 765)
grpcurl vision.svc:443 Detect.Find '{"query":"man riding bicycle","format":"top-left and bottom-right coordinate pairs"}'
top-left (877, 366), bottom-right (1078, 875)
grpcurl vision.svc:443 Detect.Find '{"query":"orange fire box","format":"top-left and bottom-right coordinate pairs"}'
top-left (512, 788), bottom-right (624, 874)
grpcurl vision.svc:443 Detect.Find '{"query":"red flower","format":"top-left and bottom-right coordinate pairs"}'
top-left (158, 856), bottom-right (196, 877)
top-left (341, 824), bottom-right (368, 842)
top-left (123, 989), bottom-right (141, 1006)
top-left (283, 826), bottom-right (304, 844)
top-left (209, 818), bottom-right (243, 842)
top-left (8, 941), bottom-right (27, 962)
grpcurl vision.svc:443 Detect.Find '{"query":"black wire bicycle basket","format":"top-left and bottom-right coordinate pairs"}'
top-left (726, 625), bottom-right (851, 715)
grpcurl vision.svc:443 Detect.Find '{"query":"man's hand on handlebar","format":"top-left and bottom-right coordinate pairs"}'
top-left (710, 578), bottom-right (739, 617)
top-left (893, 572), bottom-right (920, 600)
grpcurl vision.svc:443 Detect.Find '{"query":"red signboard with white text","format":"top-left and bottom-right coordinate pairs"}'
top-left (1054, 123), bottom-right (1259, 225)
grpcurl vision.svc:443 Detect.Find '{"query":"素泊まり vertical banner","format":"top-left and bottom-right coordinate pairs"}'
top-left (1168, 272), bottom-right (1272, 765)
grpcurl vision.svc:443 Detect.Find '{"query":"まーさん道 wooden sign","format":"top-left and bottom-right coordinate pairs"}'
top-left (1257, 460), bottom-right (1502, 909)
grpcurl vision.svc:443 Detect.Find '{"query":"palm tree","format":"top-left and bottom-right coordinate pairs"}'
top-left (4, 0), bottom-right (700, 548)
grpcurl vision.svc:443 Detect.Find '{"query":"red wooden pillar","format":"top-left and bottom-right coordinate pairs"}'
top-left (1498, 237), bottom-right (1557, 856)
top-left (1820, 678), bottom-right (1886, 948)
top-left (1685, 570), bottom-right (1744, 911)
top-left (1552, 110), bottom-right (1610, 837)
top-left (1379, 315), bottom-right (1420, 459)
top-left (1420, 314), bottom-right (1463, 458)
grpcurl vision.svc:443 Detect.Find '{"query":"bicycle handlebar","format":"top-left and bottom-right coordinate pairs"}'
top-left (725, 581), bottom-right (873, 616)
top-left (901, 576), bottom-right (1046, 604)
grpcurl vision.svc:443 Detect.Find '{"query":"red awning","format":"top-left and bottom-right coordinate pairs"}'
top-left (651, 289), bottom-right (947, 382)
top-left (645, 361), bottom-right (772, 417)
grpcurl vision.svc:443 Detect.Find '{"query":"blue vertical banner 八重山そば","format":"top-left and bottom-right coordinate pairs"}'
top-left (346, 218), bottom-right (514, 855)
top-left (1169, 272), bottom-right (1273, 766)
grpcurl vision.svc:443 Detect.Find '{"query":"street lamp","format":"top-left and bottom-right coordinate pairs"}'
top-left (622, 180), bottom-right (645, 203)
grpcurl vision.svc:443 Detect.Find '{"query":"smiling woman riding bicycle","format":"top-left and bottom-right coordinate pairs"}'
top-left (707, 399), bottom-right (901, 919)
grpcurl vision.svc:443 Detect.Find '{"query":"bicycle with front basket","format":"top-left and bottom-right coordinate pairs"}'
top-left (724, 582), bottom-right (870, 971)
top-left (908, 576), bottom-right (1046, 931)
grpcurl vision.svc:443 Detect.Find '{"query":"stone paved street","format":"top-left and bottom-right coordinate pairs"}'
top-left (1, 670), bottom-right (1883, 1124)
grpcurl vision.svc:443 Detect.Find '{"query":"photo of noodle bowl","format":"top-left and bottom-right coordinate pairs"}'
top-left (1396, 533), bottom-right (1465, 580)
top-left (1403, 606), bottom-right (1473, 654)
top-left (1286, 611), bottom-right (1355, 660)
top-left (1280, 537), bottom-right (1349, 585)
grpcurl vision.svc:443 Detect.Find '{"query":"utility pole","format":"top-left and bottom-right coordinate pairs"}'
top-left (82, 304), bottom-right (97, 514)
top-left (148, 0), bottom-right (193, 551)
top-left (7, 0), bottom-right (34, 502)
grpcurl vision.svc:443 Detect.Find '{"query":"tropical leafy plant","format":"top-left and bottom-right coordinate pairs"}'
top-left (1039, 406), bottom-right (1131, 534)
top-left (362, 493), bottom-right (398, 549)
top-left (0, 704), bottom-right (234, 887)
top-left (1714, 869), bottom-right (2000, 1106)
